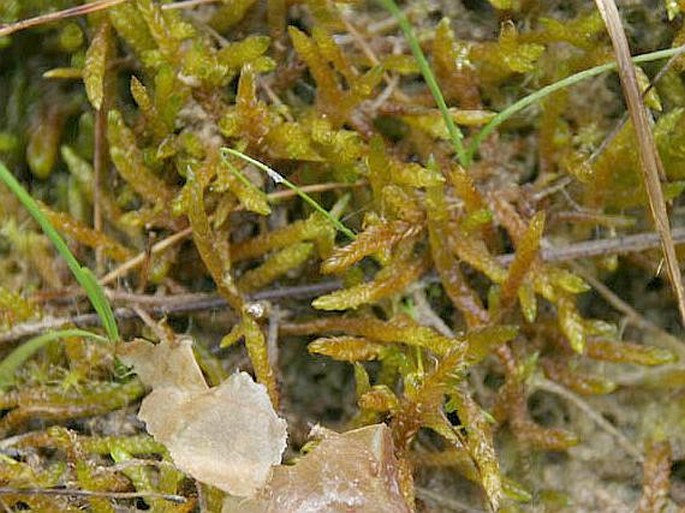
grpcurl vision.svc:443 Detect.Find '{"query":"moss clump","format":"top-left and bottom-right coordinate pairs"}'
top-left (0, 1), bottom-right (685, 511)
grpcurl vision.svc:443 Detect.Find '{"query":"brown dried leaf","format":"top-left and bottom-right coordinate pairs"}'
top-left (226, 424), bottom-right (410, 513)
top-left (119, 337), bottom-right (206, 392)
top-left (118, 338), bottom-right (287, 497)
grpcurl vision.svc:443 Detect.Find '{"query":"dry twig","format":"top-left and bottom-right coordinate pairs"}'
top-left (0, 281), bottom-right (343, 343)
top-left (161, 0), bottom-right (221, 10)
top-left (6, 227), bottom-right (685, 343)
top-left (0, 0), bottom-right (130, 37)
top-left (0, 487), bottom-right (186, 504)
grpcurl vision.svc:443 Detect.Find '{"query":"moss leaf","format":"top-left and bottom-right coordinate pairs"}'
top-left (83, 23), bottom-right (109, 111)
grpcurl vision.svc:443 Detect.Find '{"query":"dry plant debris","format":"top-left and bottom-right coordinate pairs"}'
top-left (118, 337), bottom-right (287, 497)
top-left (0, 0), bottom-right (685, 512)
top-left (227, 424), bottom-right (410, 513)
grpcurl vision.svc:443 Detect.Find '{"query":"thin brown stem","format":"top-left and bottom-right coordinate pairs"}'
top-left (531, 376), bottom-right (643, 462)
top-left (54, 226), bottom-right (685, 297)
top-left (99, 227), bottom-right (192, 286)
top-left (498, 227), bottom-right (685, 266)
top-left (0, 487), bottom-right (186, 504)
top-left (12, 226), bottom-right (685, 343)
top-left (161, 0), bottom-right (221, 10)
top-left (130, 304), bottom-right (167, 341)
top-left (589, 40), bottom-right (682, 166)
top-left (93, 102), bottom-right (107, 275)
top-left (0, 281), bottom-right (343, 344)
top-left (0, 0), bottom-right (129, 37)
top-left (334, 9), bottom-right (408, 46)
top-left (571, 264), bottom-right (685, 358)
top-left (339, 15), bottom-right (411, 104)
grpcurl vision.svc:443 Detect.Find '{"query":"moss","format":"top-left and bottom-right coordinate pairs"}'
top-left (0, 1), bottom-right (684, 511)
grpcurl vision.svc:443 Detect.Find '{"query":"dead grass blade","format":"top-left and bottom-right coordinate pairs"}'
top-left (0, 0), bottom-right (129, 37)
top-left (594, 0), bottom-right (685, 330)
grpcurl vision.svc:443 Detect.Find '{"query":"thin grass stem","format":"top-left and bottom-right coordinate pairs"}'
top-left (221, 148), bottom-right (357, 240)
top-left (0, 161), bottom-right (119, 342)
top-left (0, 329), bottom-right (108, 390)
top-left (376, 0), bottom-right (470, 167)
top-left (467, 44), bottom-right (685, 161)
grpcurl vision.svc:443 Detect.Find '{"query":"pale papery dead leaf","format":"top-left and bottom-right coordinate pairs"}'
top-left (119, 337), bottom-right (207, 392)
top-left (118, 338), bottom-right (288, 497)
top-left (224, 424), bottom-right (411, 513)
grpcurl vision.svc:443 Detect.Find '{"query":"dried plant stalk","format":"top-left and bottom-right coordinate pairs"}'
top-left (594, 0), bottom-right (685, 329)
top-left (0, 0), bottom-right (129, 37)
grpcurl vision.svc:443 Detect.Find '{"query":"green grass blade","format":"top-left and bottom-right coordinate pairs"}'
top-left (467, 44), bottom-right (685, 161)
top-left (0, 161), bottom-right (119, 342)
top-left (0, 329), bottom-right (108, 390)
top-left (222, 148), bottom-right (357, 240)
top-left (377, 0), bottom-right (470, 167)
